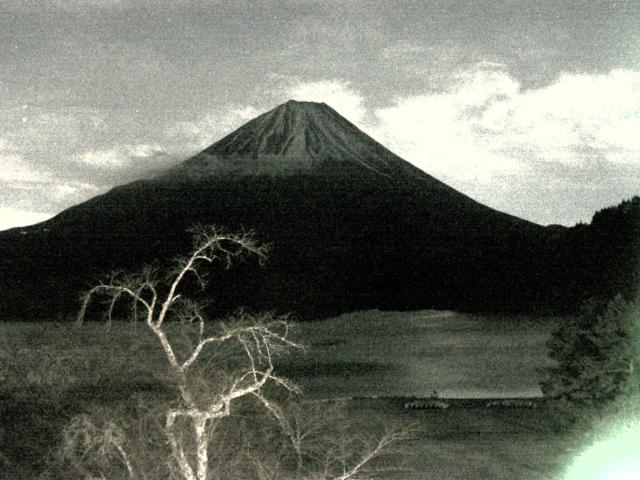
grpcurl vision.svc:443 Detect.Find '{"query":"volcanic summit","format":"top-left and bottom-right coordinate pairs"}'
top-left (168, 100), bottom-right (439, 181)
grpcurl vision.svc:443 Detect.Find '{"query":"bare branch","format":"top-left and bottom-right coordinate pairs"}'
top-left (155, 227), bottom-right (267, 329)
top-left (77, 283), bottom-right (152, 325)
top-left (106, 289), bottom-right (126, 328)
top-left (329, 429), bottom-right (408, 480)
top-left (217, 366), bottom-right (274, 410)
top-left (180, 315), bottom-right (300, 371)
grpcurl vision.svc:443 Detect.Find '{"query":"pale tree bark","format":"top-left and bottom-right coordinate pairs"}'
top-left (77, 225), bottom-right (405, 480)
top-left (78, 226), bottom-right (299, 480)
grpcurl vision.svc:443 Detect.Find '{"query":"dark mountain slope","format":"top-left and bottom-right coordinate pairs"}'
top-left (0, 101), bottom-right (572, 320)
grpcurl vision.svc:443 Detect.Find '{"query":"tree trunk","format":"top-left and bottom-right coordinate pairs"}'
top-left (195, 415), bottom-right (209, 480)
top-left (166, 411), bottom-right (197, 480)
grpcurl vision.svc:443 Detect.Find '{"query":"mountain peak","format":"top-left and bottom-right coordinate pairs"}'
top-left (202, 99), bottom-right (343, 159)
top-left (282, 99), bottom-right (327, 107)
top-left (168, 99), bottom-right (432, 181)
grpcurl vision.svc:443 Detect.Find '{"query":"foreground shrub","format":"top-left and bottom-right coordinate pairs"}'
top-left (49, 395), bottom-right (405, 480)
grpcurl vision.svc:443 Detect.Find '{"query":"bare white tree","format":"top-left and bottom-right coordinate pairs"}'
top-left (76, 225), bottom-right (406, 480)
top-left (78, 226), bottom-right (300, 480)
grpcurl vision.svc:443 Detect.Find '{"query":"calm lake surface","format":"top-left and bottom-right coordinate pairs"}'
top-left (284, 310), bottom-right (559, 399)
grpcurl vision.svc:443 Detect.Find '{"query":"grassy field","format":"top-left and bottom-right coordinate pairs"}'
top-left (0, 311), bottom-right (591, 479)
top-left (283, 309), bottom-right (558, 399)
top-left (341, 397), bottom-right (587, 480)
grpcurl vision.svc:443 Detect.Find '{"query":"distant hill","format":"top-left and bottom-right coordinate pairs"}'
top-left (547, 196), bottom-right (640, 308)
top-left (0, 101), bottom-right (635, 320)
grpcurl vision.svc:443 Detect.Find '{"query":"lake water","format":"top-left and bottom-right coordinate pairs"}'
top-left (283, 310), bottom-right (559, 399)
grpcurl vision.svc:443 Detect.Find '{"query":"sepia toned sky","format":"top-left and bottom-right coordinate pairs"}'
top-left (1, 0), bottom-right (639, 229)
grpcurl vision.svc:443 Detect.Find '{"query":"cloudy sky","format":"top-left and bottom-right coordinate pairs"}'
top-left (1, 0), bottom-right (639, 229)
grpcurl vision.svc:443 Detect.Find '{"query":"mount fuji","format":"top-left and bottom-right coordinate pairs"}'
top-left (0, 100), bottom-right (562, 319)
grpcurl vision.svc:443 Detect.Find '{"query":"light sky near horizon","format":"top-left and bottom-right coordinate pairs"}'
top-left (1, 0), bottom-right (639, 230)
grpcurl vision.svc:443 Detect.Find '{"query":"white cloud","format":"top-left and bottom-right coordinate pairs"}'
top-left (372, 68), bottom-right (527, 184)
top-left (1, 107), bottom-right (105, 156)
top-left (476, 61), bottom-right (507, 70)
top-left (496, 69), bottom-right (640, 166)
top-left (284, 79), bottom-right (366, 125)
top-left (76, 149), bottom-right (126, 168)
top-left (52, 182), bottom-right (100, 201)
top-left (380, 42), bottom-right (426, 60)
top-left (366, 66), bottom-right (640, 224)
top-left (0, 153), bottom-right (47, 183)
top-left (372, 66), bottom-right (640, 186)
top-left (167, 105), bottom-right (260, 150)
top-left (0, 207), bottom-right (53, 231)
top-left (74, 144), bottom-right (167, 169)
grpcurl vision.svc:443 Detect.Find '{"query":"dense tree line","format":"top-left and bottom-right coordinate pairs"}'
top-left (547, 196), bottom-right (640, 312)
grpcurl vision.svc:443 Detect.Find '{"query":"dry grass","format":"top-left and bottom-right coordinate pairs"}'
top-left (1, 322), bottom-right (407, 479)
top-left (0, 320), bottom-right (613, 480)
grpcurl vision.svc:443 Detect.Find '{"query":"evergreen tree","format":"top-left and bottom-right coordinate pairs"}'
top-left (541, 294), bottom-right (639, 405)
